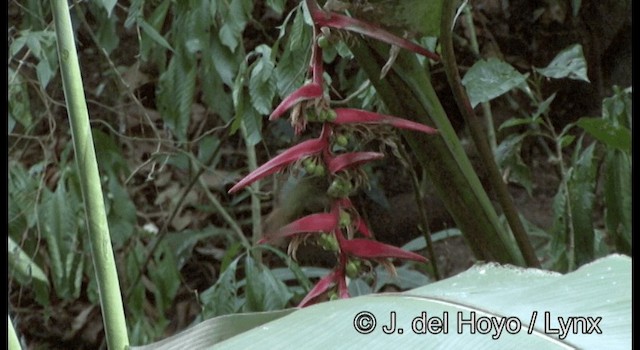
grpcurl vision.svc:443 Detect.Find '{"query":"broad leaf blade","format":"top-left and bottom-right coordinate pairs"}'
top-left (130, 309), bottom-right (296, 350)
top-left (535, 44), bottom-right (589, 82)
top-left (576, 117), bottom-right (630, 152)
top-left (462, 58), bottom-right (528, 108)
top-left (213, 255), bottom-right (629, 349)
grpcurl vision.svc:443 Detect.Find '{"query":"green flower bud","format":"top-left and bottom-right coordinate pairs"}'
top-left (318, 233), bottom-right (339, 252)
top-left (335, 134), bottom-right (349, 147)
top-left (317, 35), bottom-right (331, 49)
top-left (325, 109), bottom-right (337, 122)
top-left (346, 259), bottom-right (361, 278)
top-left (313, 164), bottom-right (326, 177)
top-left (327, 178), bottom-right (353, 198)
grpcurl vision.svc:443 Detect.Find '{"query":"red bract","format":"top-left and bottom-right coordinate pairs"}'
top-left (307, 1), bottom-right (440, 61)
top-left (269, 82), bottom-right (324, 121)
top-left (333, 108), bottom-right (438, 134)
top-left (261, 213), bottom-right (338, 243)
top-left (298, 270), bottom-right (338, 307)
top-left (339, 238), bottom-right (427, 263)
top-left (327, 152), bottom-right (385, 174)
top-left (228, 126), bottom-right (331, 194)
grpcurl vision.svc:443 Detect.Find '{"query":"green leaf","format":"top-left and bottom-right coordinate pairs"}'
top-left (567, 141), bottom-right (597, 266)
top-left (249, 45), bottom-right (277, 115)
top-left (130, 309), bottom-right (297, 350)
top-left (602, 87), bottom-right (631, 128)
top-left (211, 34), bottom-right (243, 87)
top-left (498, 117), bottom-right (541, 131)
top-left (243, 256), bottom-right (294, 312)
top-left (138, 0), bottom-right (171, 62)
top-left (36, 60), bottom-right (55, 89)
top-left (462, 58), bottom-right (528, 107)
top-left (276, 8), bottom-right (311, 96)
top-left (219, 0), bottom-right (253, 52)
top-left (210, 255), bottom-right (630, 349)
top-left (494, 134), bottom-right (533, 195)
top-left (157, 54), bottom-right (196, 141)
top-left (200, 257), bottom-right (242, 318)
top-left (267, 0), bottom-right (286, 14)
top-left (8, 236), bottom-right (49, 285)
top-left (39, 176), bottom-right (83, 299)
top-left (558, 134), bottom-right (575, 148)
top-left (535, 44), bottom-right (589, 82)
top-left (90, 2), bottom-right (119, 54)
top-left (242, 106), bottom-right (263, 146)
top-left (124, 0), bottom-right (143, 28)
top-left (531, 92), bottom-right (557, 120)
top-left (149, 242), bottom-right (182, 315)
top-left (576, 117), bottom-right (630, 152)
top-left (139, 19), bottom-right (174, 53)
top-left (106, 176), bottom-right (136, 248)
top-left (603, 151), bottom-right (631, 254)
top-left (99, 0), bottom-right (117, 16)
top-left (397, 0), bottom-right (443, 37)
top-left (8, 68), bottom-right (33, 129)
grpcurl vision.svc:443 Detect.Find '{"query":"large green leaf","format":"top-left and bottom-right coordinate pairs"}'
top-left (133, 255), bottom-right (630, 349)
top-left (535, 44), bottom-right (590, 82)
top-left (576, 117), bottom-right (631, 152)
top-left (462, 58), bottom-right (528, 107)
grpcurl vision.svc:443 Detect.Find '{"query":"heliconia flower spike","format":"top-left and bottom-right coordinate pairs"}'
top-left (340, 238), bottom-right (428, 263)
top-left (327, 152), bottom-right (385, 174)
top-left (228, 137), bottom-right (328, 194)
top-left (307, 1), bottom-right (440, 61)
top-left (333, 108), bottom-right (438, 134)
top-left (260, 213), bottom-right (338, 243)
top-left (269, 82), bottom-right (324, 121)
top-left (298, 270), bottom-right (338, 307)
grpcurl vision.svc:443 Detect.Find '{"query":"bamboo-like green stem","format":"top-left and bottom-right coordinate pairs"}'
top-left (8, 315), bottom-right (22, 350)
top-left (441, 0), bottom-right (540, 267)
top-left (51, 1), bottom-right (129, 349)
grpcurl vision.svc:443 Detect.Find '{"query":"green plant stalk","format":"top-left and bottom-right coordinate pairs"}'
top-left (441, 0), bottom-right (540, 267)
top-left (408, 158), bottom-right (441, 280)
top-left (240, 122), bottom-right (263, 263)
top-left (50, 1), bottom-right (129, 349)
top-left (463, 4), bottom-right (497, 152)
top-left (8, 315), bottom-right (21, 350)
top-left (351, 41), bottom-right (524, 265)
top-left (551, 125), bottom-right (576, 271)
top-left (395, 143), bottom-right (441, 279)
top-left (197, 176), bottom-right (251, 249)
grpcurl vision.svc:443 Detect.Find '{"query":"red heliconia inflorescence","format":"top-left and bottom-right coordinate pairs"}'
top-left (229, 0), bottom-right (440, 307)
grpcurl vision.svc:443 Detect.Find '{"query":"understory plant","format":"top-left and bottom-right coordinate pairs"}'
top-left (229, 0), bottom-right (441, 305)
